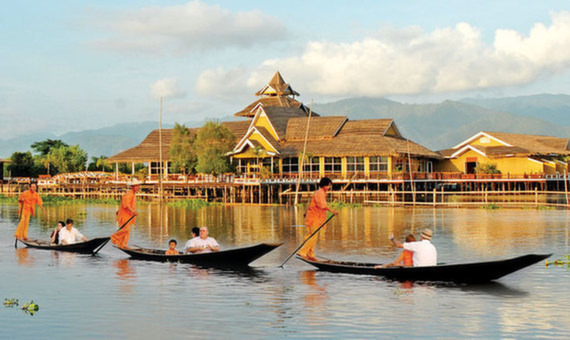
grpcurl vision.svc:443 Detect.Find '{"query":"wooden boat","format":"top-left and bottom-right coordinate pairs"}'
top-left (296, 253), bottom-right (551, 283)
top-left (117, 242), bottom-right (283, 267)
top-left (17, 237), bottom-right (111, 255)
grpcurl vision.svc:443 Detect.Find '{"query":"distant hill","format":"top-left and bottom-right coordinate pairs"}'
top-left (314, 97), bottom-right (570, 150)
top-left (0, 117), bottom-right (236, 159)
top-left (460, 94), bottom-right (570, 126)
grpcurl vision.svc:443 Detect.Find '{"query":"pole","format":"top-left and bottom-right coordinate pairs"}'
top-left (279, 213), bottom-right (335, 267)
top-left (406, 139), bottom-right (415, 205)
top-left (294, 99), bottom-right (313, 206)
top-left (159, 97), bottom-right (163, 203)
top-left (565, 170), bottom-right (569, 207)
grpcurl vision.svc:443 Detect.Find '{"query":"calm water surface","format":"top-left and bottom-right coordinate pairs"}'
top-left (1, 203), bottom-right (569, 339)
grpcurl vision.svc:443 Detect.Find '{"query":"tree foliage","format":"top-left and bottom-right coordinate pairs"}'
top-left (475, 162), bottom-right (501, 174)
top-left (169, 123), bottom-right (196, 174)
top-left (31, 139), bottom-right (69, 155)
top-left (88, 156), bottom-right (113, 172)
top-left (8, 152), bottom-right (40, 177)
top-left (194, 121), bottom-right (236, 175)
top-left (49, 145), bottom-right (88, 173)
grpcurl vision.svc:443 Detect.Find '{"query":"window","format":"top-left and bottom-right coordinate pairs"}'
top-left (393, 158), bottom-right (409, 172)
top-left (324, 157), bottom-right (342, 173)
top-left (346, 157), bottom-right (365, 172)
top-left (150, 162), bottom-right (166, 175)
top-left (302, 157), bottom-right (320, 175)
top-left (369, 156), bottom-right (389, 172)
top-left (282, 157), bottom-right (299, 173)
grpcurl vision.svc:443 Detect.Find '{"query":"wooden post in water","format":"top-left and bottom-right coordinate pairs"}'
top-left (564, 170), bottom-right (570, 206)
top-left (294, 100), bottom-right (313, 206)
top-left (535, 187), bottom-right (538, 208)
top-left (433, 188), bottom-right (436, 207)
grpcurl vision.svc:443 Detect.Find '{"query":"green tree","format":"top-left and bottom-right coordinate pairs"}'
top-left (49, 145), bottom-right (88, 173)
top-left (194, 121), bottom-right (236, 175)
top-left (8, 151), bottom-right (40, 177)
top-left (88, 156), bottom-right (113, 172)
top-left (169, 123), bottom-right (196, 174)
top-left (31, 139), bottom-right (69, 155)
top-left (475, 162), bottom-right (501, 174)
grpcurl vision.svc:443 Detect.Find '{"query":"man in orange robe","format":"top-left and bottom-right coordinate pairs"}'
top-left (111, 182), bottom-right (139, 248)
top-left (15, 183), bottom-right (46, 240)
top-left (297, 177), bottom-right (338, 261)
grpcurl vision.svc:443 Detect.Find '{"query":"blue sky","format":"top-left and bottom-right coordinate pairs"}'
top-left (2, 0), bottom-right (570, 139)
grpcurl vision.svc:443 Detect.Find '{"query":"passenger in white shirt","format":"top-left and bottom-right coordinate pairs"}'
top-left (59, 219), bottom-right (88, 245)
top-left (186, 227), bottom-right (219, 254)
top-left (389, 229), bottom-right (437, 267)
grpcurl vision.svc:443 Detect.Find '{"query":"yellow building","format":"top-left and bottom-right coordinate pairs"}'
top-left (437, 131), bottom-right (570, 176)
top-left (228, 72), bottom-right (441, 179)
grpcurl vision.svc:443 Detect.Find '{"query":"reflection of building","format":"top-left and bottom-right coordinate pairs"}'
top-left (438, 132), bottom-right (570, 176)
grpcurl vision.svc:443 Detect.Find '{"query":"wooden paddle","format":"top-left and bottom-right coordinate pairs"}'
top-left (116, 214), bottom-right (136, 232)
top-left (279, 213), bottom-right (335, 268)
top-left (14, 202), bottom-right (24, 248)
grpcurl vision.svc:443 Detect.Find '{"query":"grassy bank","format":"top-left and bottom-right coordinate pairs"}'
top-left (167, 199), bottom-right (211, 208)
top-left (0, 195), bottom-right (118, 205)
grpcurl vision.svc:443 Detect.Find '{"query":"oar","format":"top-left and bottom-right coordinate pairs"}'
top-left (279, 214), bottom-right (335, 268)
top-left (14, 202), bottom-right (24, 248)
top-left (116, 214), bottom-right (136, 232)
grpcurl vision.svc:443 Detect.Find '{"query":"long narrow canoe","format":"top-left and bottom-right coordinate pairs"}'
top-left (17, 237), bottom-right (111, 255)
top-left (297, 253), bottom-right (551, 283)
top-left (117, 242), bottom-right (283, 267)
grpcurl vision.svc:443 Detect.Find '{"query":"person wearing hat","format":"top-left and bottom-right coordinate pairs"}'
top-left (388, 228), bottom-right (437, 267)
top-left (111, 179), bottom-right (141, 248)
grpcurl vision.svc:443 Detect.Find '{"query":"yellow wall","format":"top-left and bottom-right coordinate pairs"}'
top-left (254, 113), bottom-right (279, 140)
top-left (436, 149), bottom-right (544, 174)
top-left (542, 160), bottom-right (556, 175)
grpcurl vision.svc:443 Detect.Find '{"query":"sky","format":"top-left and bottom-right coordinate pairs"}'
top-left (2, 0), bottom-right (570, 139)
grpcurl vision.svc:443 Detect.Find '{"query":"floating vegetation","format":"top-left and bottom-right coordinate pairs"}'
top-left (167, 199), bottom-right (211, 208)
top-left (0, 195), bottom-right (17, 204)
top-left (3, 298), bottom-right (19, 307)
top-left (537, 205), bottom-right (557, 210)
top-left (4, 298), bottom-right (39, 315)
top-left (330, 201), bottom-right (363, 208)
top-left (480, 203), bottom-right (500, 210)
top-left (21, 301), bottom-right (39, 315)
top-left (545, 255), bottom-right (570, 268)
top-left (41, 196), bottom-right (119, 205)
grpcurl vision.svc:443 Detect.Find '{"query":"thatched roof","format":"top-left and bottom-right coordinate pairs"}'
top-left (484, 131), bottom-right (570, 155)
top-left (286, 116), bottom-right (347, 141)
top-left (108, 121), bottom-right (250, 163)
top-left (261, 106), bottom-right (311, 140)
top-left (233, 96), bottom-right (313, 118)
top-left (442, 131), bottom-right (570, 158)
top-left (255, 71), bottom-right (300, 97)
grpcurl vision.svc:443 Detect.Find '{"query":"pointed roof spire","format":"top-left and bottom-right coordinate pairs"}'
top-left (255, 71), bottom-right (300, 97)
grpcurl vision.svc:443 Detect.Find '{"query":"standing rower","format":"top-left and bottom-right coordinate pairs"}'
top-left (14, 183), bottom-right (46, 241)
top-left (111, 180), bottom-right (140, 248)
top-left (297, 177), bottom-right (338, 261)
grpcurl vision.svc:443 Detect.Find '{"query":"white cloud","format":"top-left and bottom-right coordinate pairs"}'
top-left (195, 67), bottom-right (252, 97)
top-left (201, 11), bottom-right (570, 98)
top-left (150, 78), bottom-right (185, 99)
top-left (90, 1), bottom-right (287, 53)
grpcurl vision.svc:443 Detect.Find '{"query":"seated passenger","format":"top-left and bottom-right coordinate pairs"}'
top-left (50, 221), bottom-right (65, 245)
top-left (184, 227), bottom-right (204, 253)
top-left (389, 229), bottom-right (437, 267)
top-left (186, 227), bottom-right (219, 254)
top-left (165, 239), bottom-right (179, 255)
top-left (59, 219), bottom-right (88, 245)
top-left (375, 234), bottom-right (415, 268)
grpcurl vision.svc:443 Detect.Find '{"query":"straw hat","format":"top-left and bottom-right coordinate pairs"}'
top-left (421, 228), bottom-right (433, 241)
top-left (127, 179), bottom-right (143, 186)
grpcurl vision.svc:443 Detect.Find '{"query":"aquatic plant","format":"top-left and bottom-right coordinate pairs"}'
top-left (481, 203), bottom-right (500, 210)
top-left (167, 199), bottom-right (211, 208)
top-left (3, 298), bottom-right (19, 307)
top-left (21, 301), bottom-right (39, 315)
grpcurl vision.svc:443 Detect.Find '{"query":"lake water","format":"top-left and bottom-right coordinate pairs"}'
top-left (1, 203), bottom-right (569, 339)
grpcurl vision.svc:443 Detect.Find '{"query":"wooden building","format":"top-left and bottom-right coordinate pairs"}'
top-left (437, 131), bottom-right (570, 176)
top-left (107, 72), bottom-right (440, 181)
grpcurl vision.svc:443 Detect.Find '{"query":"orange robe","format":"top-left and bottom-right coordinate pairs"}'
top-left (14, 190), bottom-right (43, 239)
top-left (297, 188), bottom-right (329, 259)
top-left (111, 189), bottom-right (136, 248)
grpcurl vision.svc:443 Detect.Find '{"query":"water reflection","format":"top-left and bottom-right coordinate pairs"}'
top-left (15, 248), bottom-right (34, 266)
top-left (300, 270), bottom-right (328, 322)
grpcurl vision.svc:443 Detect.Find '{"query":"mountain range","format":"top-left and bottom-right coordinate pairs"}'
top-left (1, 94), bottom-right (569, 159)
